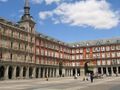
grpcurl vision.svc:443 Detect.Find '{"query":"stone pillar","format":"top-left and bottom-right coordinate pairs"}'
top-left (106, 67), bottom-right (109, 76)
top-left (49, 68), bottom-right (52, 77)
top-left (32, 67), bottom-right (36, 78)
top-left (116, 67), bottom-right (119, 74)
top-left (42, 68), bottom-right (45, 78)
top-left (56, 68), bottom-right (59, 77)
top-left (71, 69), bottom-right (73, 76)
top-left (65, 69), bottom-right (67, 76)
top-left (52, 68), bottom-right (55, 77)
top-left (20, 66), bottom-right (23, 79)
top-left (68, 69), bottom-right (70, 76)
top-left (101, 67), bottom-right (103, 75)
top-left (69, 69), bottom-right (71, 76)
top-left (38, 67), bottom-right (41, 78)
top-left (51, 68), bottom-right (53, 77)
top-left (26, 67), bottom-right (29, 79)
top-left (62, 68), bottom-right (65, 77)
top-left (4, 65), bottom-right (9, 80)
top-left (46, 68), bottom-right (48, 77)
top-left (12, 66), bottom-right (16, 79)
top-left (111, 67), bottom-right (114, 76)
top-left (93, 67), bottom-right (97, 74)
top-left (75, 68), bottom-right (77, 76)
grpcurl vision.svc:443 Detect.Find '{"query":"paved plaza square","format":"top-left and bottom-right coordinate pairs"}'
top-left (0, 76), bottom-right (120, 90)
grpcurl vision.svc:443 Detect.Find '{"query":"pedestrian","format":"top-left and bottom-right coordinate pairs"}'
top-left (45, 74), bottom-right (48, 81)
top-left (90, 73), bottom-right (94, 83)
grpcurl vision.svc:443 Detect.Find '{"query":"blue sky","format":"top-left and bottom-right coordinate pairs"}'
top-left (0, 0), bottom-right (120, 42)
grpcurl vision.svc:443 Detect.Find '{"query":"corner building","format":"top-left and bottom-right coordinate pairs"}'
top-left (0, 0), bottom-right (120, 80)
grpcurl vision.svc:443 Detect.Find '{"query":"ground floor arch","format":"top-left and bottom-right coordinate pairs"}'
top-left (0, 66), bottom-right (5, 80)
top-left (36, 67), bottom-right (39, 78)
top-left (8, 66), bottom-right (13, 79)
top-left (16, 66), bottom-right (20, 78)
top-left (29, 67), bottom-right (33, 78)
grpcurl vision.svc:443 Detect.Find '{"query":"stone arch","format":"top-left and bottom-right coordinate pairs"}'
top-left (16, 66), bottom-right (20, 78)
top-left (41, 67), bottom-right (43, 78)
top-left (36, 67), bottom-right (39, 78)
top-left (23, 67), bottom-right (27, 77)
top-left (29, 67), bottom-right (33, 78)
top-left (59, 62), bottom-right (63, 77)
top-left (8, 66), bottom-right (13, 79)
top-left (0, 65), bottom-right (5, 80)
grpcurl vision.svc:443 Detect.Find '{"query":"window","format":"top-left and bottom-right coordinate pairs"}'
top-left (86, 48), bottom-right (90, 52)
top-left (102, 60), bottom-right (106, 65)
top-left (80, 49), bottom-right (83, 53)
top-left (72, 55), bottom-right (75, 60)
top-left (106, 53), bottom-right (110, 58)
top-left (116, 45), bottom-right (120, 50)
top-left (80, 55), bottom-right (83, 59)
top-left (76, 49), bottom-right (79, 53)
top-left (102, 53), bottom-right (105, 58)
top-left (117, 52), bottom-right (120, 57)
top-left (106, 46), bottom-right (110, 51)
top-left (10, 53), bottom-right (12, 60)
top-left (107, 60), bottom-right (111, 65)
top-left (72, 49), bottom-right (75, 54)
top-left (76, 55), bottom-right (79, 59)
top-left (97, 60), bottom-right (101, 65)
top-left (111, 46), bottom-right (115, 50)
top-left (112, 59), bottom-right (117, 65)
top-left (101, 47), bottom-right (105, 51)
top-left (111, 52), bottom-right (116, 57)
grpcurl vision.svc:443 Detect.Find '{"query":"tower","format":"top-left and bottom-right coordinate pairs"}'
top-left (19, 0), bottom-right (35, 32)
top-left (18, 0), bottom-right (36, 64)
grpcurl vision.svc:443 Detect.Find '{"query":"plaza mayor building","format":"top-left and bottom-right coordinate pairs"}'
top-left (0, 0), bottom-right (120, 80)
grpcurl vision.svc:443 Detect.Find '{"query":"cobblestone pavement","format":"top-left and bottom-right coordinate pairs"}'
top-left (0, 76), bottom-right (120, 90)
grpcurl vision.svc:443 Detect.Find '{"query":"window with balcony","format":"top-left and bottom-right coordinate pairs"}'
top-left (117, 59), bottom-right (120, 64)
top-left (116, 45), bottom-right (120, 50)
top-left (80, 49), bottom-right (83, 53)
top-left (86, 48), bottom-right (90, 52)
top-left (106, 46), bottom-right (110, 51)
top-left (101, 46), bottom-right (105, 51)
top-left (112, 59), bottom-right (117, 65)
top-left (111, 52), bottom-right (116, 57)
top-left (117, 52), bottom-right (120, 57)
top-left (107, 60), bottom-right (111, 65)
top-left (102, 53), bottom-right (105, 58)
top-left (76, 55), bottom-right (79, 59)
top-left (111, 46), bottom-right (115, 50)
top-left (106, 53), bottom-right (110, 58)
top-left (102, 60), bottom-right (106, 65)
top-left (76, 49), bottom-right (79, 53)
top-left (80, 54), bottom-right (83, 59)
top-left (72, 55), bottom-right (75, 60)
top-left (97, 60), bottom-right (101, 65)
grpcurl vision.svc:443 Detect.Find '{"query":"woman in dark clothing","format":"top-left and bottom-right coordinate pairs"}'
top-left (90, 73), bottom-right (94, 83)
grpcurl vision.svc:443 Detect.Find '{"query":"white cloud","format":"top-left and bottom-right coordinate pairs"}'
top-left (39, 0), bottom-right (120, 29)
top-left (45, 0), bottom-right (60, 5)
top-left (31, 0), bottom-right (60, 5)
top-left (0, 0), bottom-right (8, 2)
top-left (39, 11), bottom-right (53, 20)
top-left (31, 0), bottom-right (43, 4)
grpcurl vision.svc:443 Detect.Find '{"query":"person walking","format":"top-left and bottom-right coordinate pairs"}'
top-left (90, 72), bottom-right (94, 83)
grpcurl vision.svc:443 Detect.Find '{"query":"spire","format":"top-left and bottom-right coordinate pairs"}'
top-left (19, 0), bottom-right (35, 23)
top-left (24, 0), bottom-right (30, 16)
